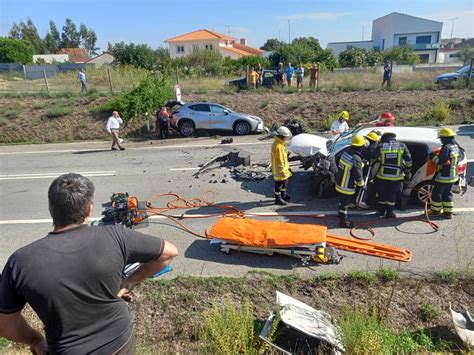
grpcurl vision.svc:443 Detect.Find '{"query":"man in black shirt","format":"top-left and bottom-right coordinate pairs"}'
top-left (0, 173), bottom-right (178, 354)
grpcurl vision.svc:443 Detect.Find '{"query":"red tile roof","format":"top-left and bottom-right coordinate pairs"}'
top-left (165, 29), bottom-right (236, 43)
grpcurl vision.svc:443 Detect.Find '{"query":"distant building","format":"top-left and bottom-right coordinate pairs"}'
top-left (164, 29), bottom-right (264, 59)
top-left (86, 52), bottom-right (115, 67)
top-left (33, 54), bottom-right (69, 64)
top-left (327, 12), bottom-right (443, 64)
top-left (58, 48), bottom-right (89, 63)
top-left (438, 38), bottom-right (474, 64)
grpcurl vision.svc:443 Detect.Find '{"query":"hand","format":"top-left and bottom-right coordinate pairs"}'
top-left (118, 279), bottom-right (135, 302)
top-left (30, 337), bottom-right (48, 355)
top-left (404, 171), bottom-right (412, 181)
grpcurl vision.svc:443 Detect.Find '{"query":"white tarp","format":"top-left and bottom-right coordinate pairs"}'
top-left (289, 133), bottom-right (329, 157)
top-left (276, 291), bottom-right (345, 352)
top-left (450, 304), bottom-right (474, 347)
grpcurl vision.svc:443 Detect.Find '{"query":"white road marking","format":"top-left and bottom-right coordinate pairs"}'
top-left (2, 207), bottom-right (474, 225)
top-left (0, 141), bottom-right (271, 156)
top-left (169, 167), bottom-right (200, 171)
top-left (0, 171), bottom-right (116, 181)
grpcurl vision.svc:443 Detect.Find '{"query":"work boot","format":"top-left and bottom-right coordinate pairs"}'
top-left (385, 212), bottom-right (397, 219)
top-left (442, 212), bottom-right (453, 219)
top-left (275, 196), bottom-right (288, 206)
top-left (378, 209), bottom-right (386, 218)
top-left (283, 195), bottom-right (291, 202)
top-left (357, 201), bottom-right (370, 209)
top-left (111, 147), bottom-right (119, 151)
top-left (338, 212), bottom-right (354, 228)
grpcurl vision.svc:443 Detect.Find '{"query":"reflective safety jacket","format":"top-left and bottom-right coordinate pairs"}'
top-left (432, 143), bottom-right (460, 183)
top-left (271, 137), bottom-right (292, 181)
top-left (374, 138), bottom-right (412, 181)
top-left (335, 148), bottom-right (364, 195)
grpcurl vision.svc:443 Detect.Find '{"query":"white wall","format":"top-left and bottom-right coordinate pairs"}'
top-left (393, 32), bottom-right (440, 48)
top-left (33, 54), bottom-right (69, 64)
top-left (168, 39), bottom-right (220, 59)
top-left (326, 41), bottom-right (374, 58)
top-left (438, 51), bottom-right (463, 64)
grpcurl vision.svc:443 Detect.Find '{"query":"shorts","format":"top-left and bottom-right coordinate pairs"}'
top-left (297, 77), bottom-right (303, 84)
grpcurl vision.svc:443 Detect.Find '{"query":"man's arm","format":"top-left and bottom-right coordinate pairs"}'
top-left (0, 312), bottom-right (47, 354)
top-left (117, 240), bottom-right (178, 301)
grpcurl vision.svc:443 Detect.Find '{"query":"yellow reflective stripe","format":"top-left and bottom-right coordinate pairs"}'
top-left (451, 153), bottom-right (458, 179)
top-left (442, 201), bottom-right (454, 207)
top-left (336, 186), bottom-right (355, 195)
top-left (431, 205), bottom-right (442, 212)
top-left (340, 159), bottom-right (351, 189)
top-left (376, 174), bottom-right (404, 181)
top-left (431, 201), bottom-right (442, 206)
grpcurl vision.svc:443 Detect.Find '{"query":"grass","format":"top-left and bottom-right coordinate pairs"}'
top-left (435, 270), bottom-right (460, 283)
top-left (348, 270), bottom-right (377, 283)
top-left (338, 306), bottom-right (452, 353)
top-left (45, 103), bottom-right (74, 118)
top-left (419, 302), bottom-right (441, 322)
top-left (0, 106), bottom-right (21, 120)
top-left (376, 267), bottom-right (399, 282)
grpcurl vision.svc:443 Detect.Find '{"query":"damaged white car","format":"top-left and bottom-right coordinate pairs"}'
top-left (289, 126), bottom-right (468, 207)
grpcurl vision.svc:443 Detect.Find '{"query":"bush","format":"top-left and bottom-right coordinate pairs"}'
top-left (377, 267), bottom-right (399, 282)
top-left (101, 74), bottom-right (173, 122)
top-left (174, 48), bottom-right (224, 76)
top-left (0, 37), bottom-right (34, 64)
top-left (46, 104), bottom-right (73, 118)
top-left (427, 99), bottom-right (451, 122)
top-left (339, 48), bottom-right (370, 68)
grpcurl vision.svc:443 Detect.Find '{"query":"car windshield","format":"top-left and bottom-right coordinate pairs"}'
top-left (328, 124), bottom-right (371, 156)
top-left (456, 66), bottom-right (470, 74)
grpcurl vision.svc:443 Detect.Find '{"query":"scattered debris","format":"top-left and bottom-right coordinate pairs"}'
top-left (221, 137), bottom-right (233, 144)
top-left (260, 292), bottom-right (345, 354)
top-left (193, 151), bottom-right (251, 178)
top-left (232, 164), bottom-right (271, 181)
top-left (450, 303), bottom-right (474, 347)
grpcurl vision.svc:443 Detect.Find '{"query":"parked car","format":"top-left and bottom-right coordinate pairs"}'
top-left (289, 126), bottom-right (468, 206)
top-left (226, 69), bottom-right (278, 90)
top-left (435, 65), bottom-right (473, 84)
top-left (166, 101), bottom-right (265, 137)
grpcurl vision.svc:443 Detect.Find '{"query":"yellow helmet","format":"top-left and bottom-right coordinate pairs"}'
top-left (339, 111), bottom-right (350, 120)
top-left (351, 135), bottom-right (366, 147)
top-left (438, 127), bottom-right (455, 138)
top-left (365, 131), bottom-right (380, 142)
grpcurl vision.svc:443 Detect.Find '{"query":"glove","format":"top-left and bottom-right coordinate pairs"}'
top-left (404, 170), bottom-right (412, 181)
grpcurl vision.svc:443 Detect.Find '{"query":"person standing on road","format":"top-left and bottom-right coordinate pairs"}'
top-left (156, 107), bottom-right (170, 140)
top-left (0, 173), bottom-right (178, 354)
top-left (271, 126), bottom-right (292, 206)
top-left (256, 63), bottom-right (264, 88)
top-left (78, 68), bottom-right (87, 92)
top-left (296, 64), bottom-right (304, 91)
top-left (248, 67), bottom-right (259, 89)
top-left (373, 132), bottom-right (412, 218)
top-left (309, 62), bottom-right (319, 89)
top-left (335, 135), bottom-right (366, 227)
top-left (330, 111), bottom-right (350, 139)
top-left (286, 63), bottom-right (294, 87)
top-left (429, 128), bottom-right (461, 219)
top-left (381, 62), bottom-right (392, 88)
top-left (106, 111), bottom-right (125, 151)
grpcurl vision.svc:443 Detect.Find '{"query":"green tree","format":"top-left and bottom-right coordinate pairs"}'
top-left (382, 45), bottom-right (419, 65)
top-left (79, 24), bottom-right (98, 56)
top-left (0, 37), bottom-right (35, 63)
top-left (49, 20), bottom-right (61, 49)
top-left (459, 45), bottom-right (474, 65)
top-left (260, 38), bottom-right (284, 51)
top-left (44, 33), bottom-right (56, 53)
top-left (291, 36), bottom-right (322, 52)
top-left (366, 49), bottom-right (382, 67)
top-left (8, 18), bottom-right (46, 54)
top-left (338, 47), bottom-right (369, 67)
top-left (61, 18), bottom-right (81, 48)
top-left (177, 48), bottom-right (224, 76)
top-left (112, 41), bottom-right (158, 70)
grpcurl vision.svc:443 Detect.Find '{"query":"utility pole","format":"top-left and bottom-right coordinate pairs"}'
top-left (449, 17), bottom-right (458, 39)
top-left (226, 24), bottom-right (230, 37)
top-left (362, 25), bottom-right (365, 41)
top-left (288, 19), bottom-right (291, 44)
top-left (278, 28), bottom-right (281, 42)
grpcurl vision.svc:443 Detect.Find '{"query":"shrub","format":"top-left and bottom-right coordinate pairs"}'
top-left (348, 270), bottom-right (377, 283)
top-left (377, 267), bottom-right (399, 282)
top-left (323, 114), bottom-right (337, 131)
top-left (102, 74), bottom-right (173, 122)
top-left (46, 104), bottom-right (73, 118)
top-left (435, 270), bottom-right (459, 283)
top-left (427, 99), bottom-right (451, 122)
top-left (0, 37), bottom-right (34, 64)
top-left (419, 302), bottom-right (441, 322)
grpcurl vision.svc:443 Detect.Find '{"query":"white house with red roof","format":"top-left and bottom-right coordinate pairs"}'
top-left (164, 29), bottom-right (264, 59)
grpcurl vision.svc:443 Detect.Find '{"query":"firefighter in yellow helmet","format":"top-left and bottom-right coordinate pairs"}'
top-left (373, 131), bottom-right (412, 218)
top-left (271, 126), bottom-right (292, 205)
top-left (335, 135), bottom-right (366, 228)
top-left (330, 111), bottom-right (350, 138)
top-left (357, 130), bottom-right (381, 209)
top-left (429, 128), bottom-right (461, 219)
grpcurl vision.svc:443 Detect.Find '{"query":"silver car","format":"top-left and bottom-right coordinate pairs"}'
top-left (170, 102), bottom-right (265, 137)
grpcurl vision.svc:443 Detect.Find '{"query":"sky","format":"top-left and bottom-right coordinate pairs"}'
top-left (1, 0), bottom-right (473, 52)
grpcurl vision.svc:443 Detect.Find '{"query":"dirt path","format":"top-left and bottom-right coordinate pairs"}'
top-left (0, 89), bottom-right (472, 144)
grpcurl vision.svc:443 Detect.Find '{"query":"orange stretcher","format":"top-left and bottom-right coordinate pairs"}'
top-left (207, 218), bottom-right (412, 263)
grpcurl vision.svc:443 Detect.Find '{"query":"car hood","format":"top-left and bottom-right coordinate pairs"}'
top-left (289, 133), bottom-right (329, 157)
top-left (437, 73), bottom-right (461, 80)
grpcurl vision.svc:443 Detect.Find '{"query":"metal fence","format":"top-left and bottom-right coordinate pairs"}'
top-left (0, 63), bottom-right (93, 79)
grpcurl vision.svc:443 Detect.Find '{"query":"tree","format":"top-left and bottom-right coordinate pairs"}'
top-left (79, 24), bottom-right (98, 56)
top-left (260, 38), bottom-right (284, 51)
top-left (291, 37), bottom-right (322, 52)
top-left (8, 18), bottom-right (46, 54)
top-left (338, 48), bottom-right (369, 67)
top-left (382, 45), bottom-right (419, 65)
top-left (61, 18), bottom-right (81, 48)
top-left (0, 37), bottom-right (35, 63)
top-left (112, 42), bottom-right (158, 70)
top-left (460, 45), bottom-right (474, 65)
top-left (49, 21), bottom-right (61, 49)
top-left (44, 33), bottom-right (56, 53)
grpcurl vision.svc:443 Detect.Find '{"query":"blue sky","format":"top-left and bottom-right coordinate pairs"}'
top-left (1, 0), bottom-right (472, 52)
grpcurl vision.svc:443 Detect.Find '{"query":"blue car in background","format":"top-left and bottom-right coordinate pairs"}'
top-left (435, 65), bottom-right (473, 84)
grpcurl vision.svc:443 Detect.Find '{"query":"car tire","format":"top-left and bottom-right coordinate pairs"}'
top-left (413, 181), bottom-right (434, 206)
top-left (233, 121), bottom-right (251, 135)
top-left (178, 119), bottom-right (195, 137)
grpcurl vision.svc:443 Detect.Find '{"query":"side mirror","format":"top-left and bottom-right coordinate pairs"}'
top-left (223, 109), bottom-right (229, 115)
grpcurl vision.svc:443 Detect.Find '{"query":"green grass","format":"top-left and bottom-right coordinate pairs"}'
top-left (419, 302), bottom-right (441, 322)
top-left (435, 270), bottom-right (459, 283)
top-left (32, 102), bottom-right (48, 110)
top-left (45, 103), bottom-right (74, 118)
top-left (338, 306), bottom-right (452, 353)
top-left (0, 106), bottom-right (21, 120)
top-left (348, 270), bottom-right (377, 283)
top-left (376, 267), bottom-right (399, 282)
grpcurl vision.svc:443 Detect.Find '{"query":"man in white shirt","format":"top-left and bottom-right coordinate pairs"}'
top-left (78, 69), bottom-right (87, 92)
top-left (330, 110), bottom-right (350, 140)
top-left (106, 111), bottom-right (125, 151)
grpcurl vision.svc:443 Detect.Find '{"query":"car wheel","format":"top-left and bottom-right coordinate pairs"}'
top-left (178, 120), bottom-right (195, 137)
top-left (413, 181), bottom-right (434, 206)
top-left (233, 121), bottom-right (251, 135)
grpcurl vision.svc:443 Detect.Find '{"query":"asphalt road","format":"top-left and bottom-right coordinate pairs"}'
top-left (1, 125), bottom-right (473, 277)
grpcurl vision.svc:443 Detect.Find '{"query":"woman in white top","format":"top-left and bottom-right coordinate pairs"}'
top-left (106, 111), bottom-right (125, 151)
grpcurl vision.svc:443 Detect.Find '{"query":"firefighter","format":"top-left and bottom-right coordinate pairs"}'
top-left (271, 126), bottom-right (292, 205)
top-left (375, 112), bottom-right (395, 127)
top-left (357, 130), bottom-right (381, 209)
top-left (363, 130), bottom-right (381, 162)
top-left (374, 131), bottom-right (412, 218)
top-left (335, 135), bottom-right (366, 228)
top-left (429, 128), bottom-right (461, 219)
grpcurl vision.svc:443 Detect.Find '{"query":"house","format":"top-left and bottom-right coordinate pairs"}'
top-left (33, 54), bottom-right (70, 64)
top-left (327, 12), bottom-right (443, 64)
top-left (164, 29), bottom-right (264, 59)
top-left (438, 38), bottom-right (474, 64)
top-left (57, 48), bottom-right (89, 63)
top-left (86, 52), bottom-right (115, 67)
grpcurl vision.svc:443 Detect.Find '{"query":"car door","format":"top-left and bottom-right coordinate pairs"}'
top-left (209, 104), bottom-right (232, 130)
top-left (188, 104), bottom-right (210, 129)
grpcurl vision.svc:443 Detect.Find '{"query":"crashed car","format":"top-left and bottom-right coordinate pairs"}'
top-left (289, 126), bottom-right (468, 206)
top-left (164, 100), bottom-right (265, 137)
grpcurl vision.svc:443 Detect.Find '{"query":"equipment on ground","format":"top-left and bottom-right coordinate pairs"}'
top-left (102, 193), bottom-right (148, 228)
top-left (450, 303), bottom-right (474, 347)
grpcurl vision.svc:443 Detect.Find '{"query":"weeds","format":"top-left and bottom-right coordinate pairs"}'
top-left (426, 99), bottom-right (451, 123)
top-left (348, 270), bottom-right (377, 283)
top-left (419, 302), bottom-right (441, 322)
top-left (46, 103), bottom-right (73, 118)
top-left (435, 270), bottom-right (459, 283)
top-left (259, 100), bottom-right (269, 109)
top-left (0, 106), bottom-right (21, 119)
top-left (447, 98), bottom-right (463, 110)
top-left (323, 114), bottom-right (337, 131)
top-left (376, 267), bottom-right (399, 282)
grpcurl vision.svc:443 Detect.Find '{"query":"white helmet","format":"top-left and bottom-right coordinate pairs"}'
top-left (275, 126), bottom-right (292, 138)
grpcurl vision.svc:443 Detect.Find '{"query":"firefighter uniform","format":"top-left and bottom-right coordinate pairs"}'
top-left (430, 128), bottom-right (460, 219)
top-left (374, 132), bottom-right (412, 218)
top-left (271, 127), bottom-right (292, 205)
top-left (336, 135), bottom-right (366, 228)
